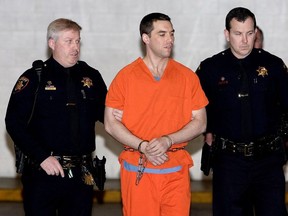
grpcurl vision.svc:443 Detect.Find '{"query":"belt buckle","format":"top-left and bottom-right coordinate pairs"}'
top-left (244, 143), bottom-right (254, 156)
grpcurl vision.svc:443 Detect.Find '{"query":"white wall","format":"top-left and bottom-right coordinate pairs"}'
top-left (1, 0), bottom-right (288, 179)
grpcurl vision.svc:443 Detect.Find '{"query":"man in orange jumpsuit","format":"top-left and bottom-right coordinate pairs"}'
top-left (105, 12), bottom-right (208, 216)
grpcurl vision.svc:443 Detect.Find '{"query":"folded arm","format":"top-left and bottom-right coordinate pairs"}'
top-left (104, 107), bottom-right (169, 165)
top-left (105, 107), bottom-right (142, 149)
top-left (145, 107), bottom-right (207, 155)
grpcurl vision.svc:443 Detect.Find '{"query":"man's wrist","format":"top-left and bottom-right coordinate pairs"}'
top-left (137, 140), bottom-right (148, 154)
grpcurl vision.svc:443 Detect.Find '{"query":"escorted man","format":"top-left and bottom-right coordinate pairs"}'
top-left (105, 12), bottom-right (208, 216)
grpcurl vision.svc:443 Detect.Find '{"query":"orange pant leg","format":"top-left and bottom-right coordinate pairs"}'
top-left (120, 162), bottom-right (191, 216)
top-left (160, 164), bottom-right (191, 216)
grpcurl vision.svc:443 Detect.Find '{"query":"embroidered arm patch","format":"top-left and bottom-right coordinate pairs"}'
top-left (14, 76), bottom-right (29, 93)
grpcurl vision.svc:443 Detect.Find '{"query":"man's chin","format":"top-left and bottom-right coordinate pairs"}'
top-left (70, 58), bottom-right (79, 65)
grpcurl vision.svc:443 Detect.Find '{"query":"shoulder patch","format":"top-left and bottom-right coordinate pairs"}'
top-left (14, 76), bottom-right (29, 93)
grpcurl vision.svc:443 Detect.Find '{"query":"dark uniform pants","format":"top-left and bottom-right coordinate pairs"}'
top-left (21, 166), bottom-right (93, 216)
top-left (212, 150), bottom-right (287, 216)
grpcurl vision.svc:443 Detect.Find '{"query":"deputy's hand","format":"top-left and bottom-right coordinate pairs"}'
top-left (205, 133), bottom-right (214, 146)
top-left (113, 109), bottom-right (123, 121)
top-left (40, 156), bottom-right (65, 177)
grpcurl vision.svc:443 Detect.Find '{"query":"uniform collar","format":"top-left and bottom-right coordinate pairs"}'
top-left (46, 56), bottom-right (79, 71)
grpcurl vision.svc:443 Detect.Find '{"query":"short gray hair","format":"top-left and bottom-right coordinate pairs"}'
top-left (47, 18), bottom-right (82, 41)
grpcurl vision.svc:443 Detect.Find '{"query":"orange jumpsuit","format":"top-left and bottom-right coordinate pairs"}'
top-left (106, 58), bottom-right (208, 216)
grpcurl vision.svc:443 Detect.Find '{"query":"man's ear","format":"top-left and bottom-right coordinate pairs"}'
top-left (48, 38), bottom-right (55, 50)
top-left (224, 29), bottom-right (230, 42)
top-left (142, 33), bottom-right (150, 44)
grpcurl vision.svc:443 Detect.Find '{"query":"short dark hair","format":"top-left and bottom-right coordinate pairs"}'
top-left (139, 12), bottom-right (171, 37)
top-left (225, 7), bottom-right (256, 31)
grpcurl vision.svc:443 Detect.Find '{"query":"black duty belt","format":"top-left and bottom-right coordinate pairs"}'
top-left (26, 154), bottom-right (92, 169)
top-left (54, 155), bottom-right (92, 168)
top-left (215, 135), bottom-right (283, 157)
top-left (25, 154), bottom-right (96, 184)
